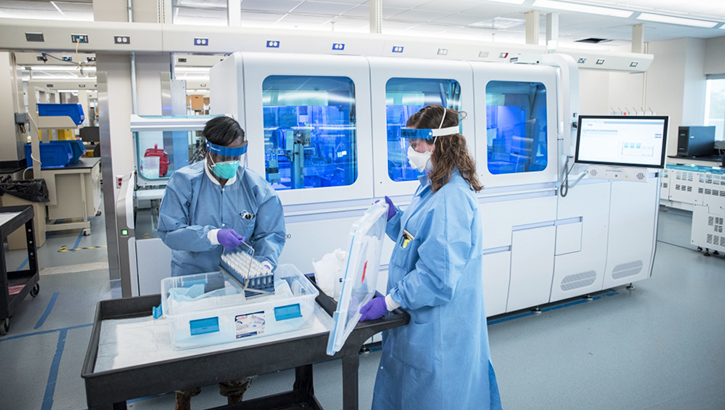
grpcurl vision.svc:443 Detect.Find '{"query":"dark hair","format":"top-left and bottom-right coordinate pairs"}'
top-left (203, 116), bottom-right (245, 146)
top-left (406, 104), bottom-right (483, 193)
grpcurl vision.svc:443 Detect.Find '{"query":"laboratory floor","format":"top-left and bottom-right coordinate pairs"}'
top-left (1, 206), bottom-right (724, 410)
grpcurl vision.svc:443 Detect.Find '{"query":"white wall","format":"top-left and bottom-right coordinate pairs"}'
top-left (578, 69), bottom-right (609, 115)
top-left (704, 36), bottom-right (725, 75)
top-left (578, 38), bottom-right (710, 157)
top-left (0, 52), bottom-right (25, 162)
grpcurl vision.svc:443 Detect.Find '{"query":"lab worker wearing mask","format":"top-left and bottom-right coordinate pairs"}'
top-left (359, 105), bottom-right (502, 410)
top-left (158, 116), bottom-right (286, 409)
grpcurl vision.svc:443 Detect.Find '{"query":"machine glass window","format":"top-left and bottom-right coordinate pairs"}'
top-left (134, 120), bottom-right (206, 182)
top-left (705, 78), bottom-right (725, 141)
top-left (385, 78), bottom-right (461, 182)
top-left (485, 81), bottom-right (548, 174)
top-left (262, 76), bottom-right (358, 190)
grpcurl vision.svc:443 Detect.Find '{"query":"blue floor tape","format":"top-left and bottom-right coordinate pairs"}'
top-left (41, 329), bottom-right (67, 410)
top-left (15, 257), bottom-right (28, 271)
top-left (35, 292), bottom-right (59, 330)
top-left (72, 230), bottom-right (84, 252)
top-left (0, 323), bottom-right (92, 343)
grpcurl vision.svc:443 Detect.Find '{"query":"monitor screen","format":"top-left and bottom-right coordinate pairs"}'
top-left (575, 115), bottom-right (669, 168)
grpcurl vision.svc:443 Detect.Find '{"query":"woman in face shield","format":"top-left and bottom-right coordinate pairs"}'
top-left (157, 116), bottom-right (286, 409)
top-left (359, 104), bottom-right (502, 410)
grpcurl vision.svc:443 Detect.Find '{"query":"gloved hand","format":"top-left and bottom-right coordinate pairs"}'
top-left (359, 297), bottom-right (388, 321)
top-left (384, 196), bottom-right (396, 221)
top-left (217, 229), bottom-right (245, 249)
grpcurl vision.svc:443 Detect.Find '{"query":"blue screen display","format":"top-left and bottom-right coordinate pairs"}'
top-left (486, 81), bottom-right (548, 175)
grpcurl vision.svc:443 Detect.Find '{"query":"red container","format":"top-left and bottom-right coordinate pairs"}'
top-left (144, 144), bottom-right (170, 177)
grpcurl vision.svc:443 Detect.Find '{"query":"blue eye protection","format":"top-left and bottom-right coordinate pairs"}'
top-left (206, 141), bottom-right (248, 157)
top-left (399, 126), bottom-right (460, 139)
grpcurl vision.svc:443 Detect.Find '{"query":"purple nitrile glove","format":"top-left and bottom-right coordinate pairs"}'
top-left (384, 196), bottom-right (396, 221)
top-left (359, 297), bottom-right (388, 321)
top-left (217, 229), bottom-right (244, 249)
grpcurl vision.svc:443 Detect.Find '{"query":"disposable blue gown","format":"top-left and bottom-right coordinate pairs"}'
top-left (158, 161), bottom-right (286, 277)
top-left (373, 170), bottom-right (502, 410)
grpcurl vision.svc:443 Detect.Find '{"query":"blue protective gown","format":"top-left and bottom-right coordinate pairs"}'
top-left (373, 170), bottom-right (502, 410)
top-left (158, 161), bottom-right (286, 277)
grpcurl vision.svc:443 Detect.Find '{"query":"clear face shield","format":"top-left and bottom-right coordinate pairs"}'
top-left (400, 126), bottom-right (459, 172)
top-left (206, 141), bottom-right (248, 179)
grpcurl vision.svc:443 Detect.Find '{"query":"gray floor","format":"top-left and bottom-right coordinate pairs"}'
top-left (1, 206), bottom-right (724, 409)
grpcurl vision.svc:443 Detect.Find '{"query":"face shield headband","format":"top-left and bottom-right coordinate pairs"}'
top-left (205, 141), bottom-right (248, 157)
top-left (399, 126), bottom-right (460, 139)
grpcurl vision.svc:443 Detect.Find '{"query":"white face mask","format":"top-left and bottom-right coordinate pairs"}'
top-left (407, 145), bottom-right (433, 172)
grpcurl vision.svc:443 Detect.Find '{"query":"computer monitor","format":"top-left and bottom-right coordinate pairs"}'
top-left (575, 115), bottom-right (669, 169)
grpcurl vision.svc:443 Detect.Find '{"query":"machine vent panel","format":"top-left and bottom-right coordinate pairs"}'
top-left (707, 234), bottom-right (713, 244)
top-left (611, 261), bottom-right (643, 280)
top-left (709, 217), bottom-right (714, 226)
top-left (721, 237), bottom-right (725, 246)
top-left (560, 271), bottom-right (597, 291)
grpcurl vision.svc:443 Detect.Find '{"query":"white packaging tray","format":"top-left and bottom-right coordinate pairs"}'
top-left (160, 264), bottom-right (319, 350)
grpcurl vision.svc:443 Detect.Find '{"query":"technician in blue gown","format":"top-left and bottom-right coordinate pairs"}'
top-left (158, 116), bottom-right (286, 409)
top-left (359, 104), bottom-right (502, 410)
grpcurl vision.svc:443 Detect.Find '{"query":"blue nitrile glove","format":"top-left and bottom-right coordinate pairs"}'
top-left (217, 229), bottom-right (244, 249)
top-left (384, 196), bottom-right (396, 221)
top-left (360, 297), bottom-right (388, 321)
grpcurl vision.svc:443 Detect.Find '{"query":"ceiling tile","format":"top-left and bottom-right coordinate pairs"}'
top-left (279, 13), bottom-right (333, 24)
top-left (382, 0), bottom-right (431, 8)
top-left (239, 11), bottom-right (284, 21)
top-left (388, 9), bottom-right (450, 23)
top-left (414, 0), bottom-right (484, 14)
top-left (293, 1), bottom-right (359, 15)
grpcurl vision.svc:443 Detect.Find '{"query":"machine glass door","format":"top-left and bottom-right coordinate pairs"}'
top-left (472, 64), bottom-right (558, 188)
top-left (385, 78), bottom-right (462, 183)
top-left (262, 76), bottom-right (358, 191)
top-left (485, 80), bottom-right (548, 176)
top-left (131, 115), bottom-right (215, 187)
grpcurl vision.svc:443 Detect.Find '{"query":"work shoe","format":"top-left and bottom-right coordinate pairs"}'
top-left (220, 376), bottom-right (254, 404)
top-left (175, 387), bottom-right (201, 410)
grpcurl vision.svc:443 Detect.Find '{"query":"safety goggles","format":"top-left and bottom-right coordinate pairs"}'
top-left (206, 141), bottom-right (248, 162)
top-left (399, 126), bottom-right (460, 139)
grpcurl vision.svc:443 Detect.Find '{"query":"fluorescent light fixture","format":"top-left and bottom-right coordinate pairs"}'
top-left (471, 17), bottom-right (525, 29)
top-left (532, 0), bottom-right (632, 18)
top-left (636, 13), bottom-right (717, 28)
top-left (487, 0), bottom-right (526, 4)
top-left (50, 1), bottom-right (67, 17)
top-left (22, 65), bottom-right (96, 72)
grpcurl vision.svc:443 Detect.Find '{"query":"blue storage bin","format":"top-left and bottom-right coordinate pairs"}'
top-left (25, 142), bottom-right (74, 169)
top-left (37, 103), bottom-right (85, 126)
top-left (61, 140), bottom-right (86, 163)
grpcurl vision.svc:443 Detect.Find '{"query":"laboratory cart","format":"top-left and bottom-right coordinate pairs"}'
top-left (0, 205), bottom-right (40, 336)
top-left (81, 281), bottom-right (408, 410)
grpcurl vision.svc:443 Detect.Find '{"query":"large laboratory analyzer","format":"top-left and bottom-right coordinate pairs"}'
top-left (118, 51), bottom-right (666, 323)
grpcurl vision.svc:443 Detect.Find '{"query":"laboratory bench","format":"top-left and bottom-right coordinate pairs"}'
top-left (42, 157), bottom-right (102, 236)
top-left (82, 280), bottom-right (409, 410)
top-left (0, 205), bottom-right (40, 336)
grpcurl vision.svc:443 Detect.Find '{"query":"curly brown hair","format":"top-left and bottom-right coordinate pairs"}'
top-left (406, 104), bottom-right (483, 193)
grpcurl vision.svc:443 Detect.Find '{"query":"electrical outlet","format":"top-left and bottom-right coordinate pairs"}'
top-left (62, 56), bottom-right (72, 62)
top-left (71, 34), bottom-right (89, 44)
top-left (114, 36), bottom-right (130, 45)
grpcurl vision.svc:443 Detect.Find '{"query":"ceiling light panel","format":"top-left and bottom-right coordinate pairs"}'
top-left (240, 0), bottom-right (304, 13)
top-left (415, 0), bottom-right (483, 13)
top-left (636, 13), bottom-right (718, 28)
top-left (487, 0), bottom-right (526, 4)
top-left (532, 0), bottom-right (633, 18)
top-left (388, 9), bottom-right (447, 23)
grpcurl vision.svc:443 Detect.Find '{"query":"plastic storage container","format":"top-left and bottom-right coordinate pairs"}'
top-left (37, 103), bottom-right (85, 125)
top-left (24, 141), bottom-right (86, 169)
top-left (161, 264), bottom-right (319, 350)
top-left (326, 201), bottom-right (388, 356)
top-left (143, 144), bottom-right (170, 177)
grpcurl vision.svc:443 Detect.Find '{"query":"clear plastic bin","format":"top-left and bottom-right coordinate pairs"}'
top-left (160, 264), bottom-right (319, 350)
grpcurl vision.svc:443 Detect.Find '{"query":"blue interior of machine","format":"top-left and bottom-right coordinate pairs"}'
top-left (385, 78), bottom-right (461, 182)
top-left (486, 81), bottom-right (548, 175)
top-left (262, 75), bottom-right (358, 190)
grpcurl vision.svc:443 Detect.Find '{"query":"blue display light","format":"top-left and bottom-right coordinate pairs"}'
top-left (267, 40), bottom-right (280, 48)
top-left (332, 43), bottom-right (345, 50)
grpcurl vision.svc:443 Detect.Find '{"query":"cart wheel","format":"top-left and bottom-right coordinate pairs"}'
top-left (30, 283), bottom-right (40, 298)
top-left (83, 229), bottom-right (91, 236)
top-left (0, 318), bottom-right (9, 336)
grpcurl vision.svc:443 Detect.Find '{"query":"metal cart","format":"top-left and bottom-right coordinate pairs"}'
top-left (82, 281), bottom-right (409, 410)
top-left (0, 205), bottom-right (40, 336)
